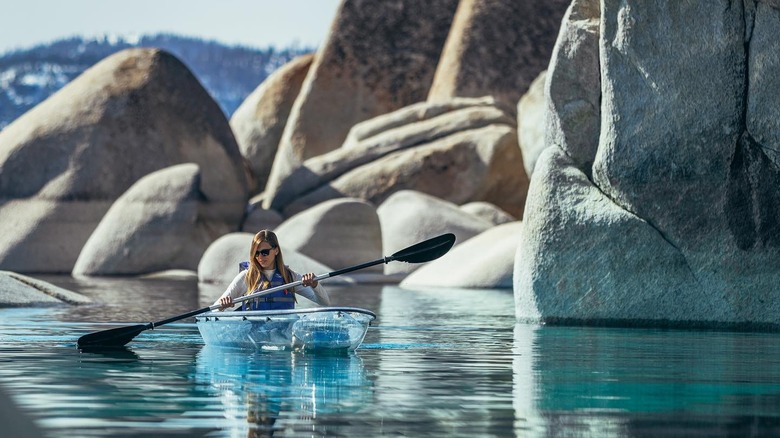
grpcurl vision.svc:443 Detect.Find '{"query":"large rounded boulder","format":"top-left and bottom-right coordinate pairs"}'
top-left (73, 164), bottom-right (230, 276)
top-left (275, 198), bottom-right (383, 273)
top-left (401, 221), bottom-right (522, 289)
top-left (197, 232), bottom-right (348, 289)
top-left (230, 53), bottom-right (314, 193)
top-left (0, 48), bottom-right (247, 273)
top-left (516, 0), bottom-right (780, 328)
top-left (263, 0), bottom-right (460, 206)
top-left (428, 0), bottom-right (569, 110)
top-left (377, 190), bottom-right (493, 275)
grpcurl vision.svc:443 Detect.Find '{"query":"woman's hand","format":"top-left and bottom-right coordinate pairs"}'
top-left (218, 296), bottom-right (234, 311)
top-left (301, 273), bottom-right (318, 288)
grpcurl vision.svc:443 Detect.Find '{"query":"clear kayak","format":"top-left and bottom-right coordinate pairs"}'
top-left (195, 307), bottom-right (376, 352)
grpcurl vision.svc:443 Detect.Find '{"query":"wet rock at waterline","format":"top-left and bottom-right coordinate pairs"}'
top-left (515, 0), bottom-right (780, 328)
top-left (0, 48), bottom-right (247, 274)
top-left (0, 271), bottom-right (90, 307)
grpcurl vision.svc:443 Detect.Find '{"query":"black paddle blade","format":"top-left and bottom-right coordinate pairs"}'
top-left (391, 233), bottom-right (456, 264)
top-left (77, 324), bottom-right (149, 349)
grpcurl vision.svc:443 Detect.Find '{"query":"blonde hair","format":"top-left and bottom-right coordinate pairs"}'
top-left (245, 230), bottom-right (294, 297)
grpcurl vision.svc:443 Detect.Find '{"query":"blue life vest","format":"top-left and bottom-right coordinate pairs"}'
top-left (238, 262), bottom-right (295, 311)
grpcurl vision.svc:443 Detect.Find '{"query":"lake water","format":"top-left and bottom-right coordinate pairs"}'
top-left (1, 276), bottom-right (780, 437)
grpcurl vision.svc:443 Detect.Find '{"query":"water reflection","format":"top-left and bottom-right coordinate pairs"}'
top-left (195, 346), bottom-right (373, 436)
top-left (371, 286), bottom-right (516, 436)
top-left (514, 323), bottom-right (780, 437)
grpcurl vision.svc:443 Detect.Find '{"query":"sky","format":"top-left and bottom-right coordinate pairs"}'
top-left (0, 0), bottom-right (342, 54)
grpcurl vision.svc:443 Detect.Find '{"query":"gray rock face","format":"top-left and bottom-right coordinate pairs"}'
top-left (268, 98), bottom-right (529, 218)
top-left (515, 148), bottom-right (717, 323)
top-left (275, 198), bottom-right (383, 272)
top-left (0, 48), bottom-right (247, 273)
top-left (459, 202), bottom-right (516, 225)
top-left (517, 71), bottom-right (548, 177)
top-left (263, 0), bottom-right (460, 208)
top-left (230, 54), bottom-right (314, 193)
top-left (378, 190), bottom-right (493, 275)
top-left (428, 0), bottom-right (570, 111)
top-left (516, 0), bottom-right (780, 327)
top-left (402, 221), bottom-right (522, 289)
top-left (73, 164), bottom-right (235, 276)
top-left (241, 206), bottom-right (284, 233)
top-left (544, 0), bottom-right (601, 176)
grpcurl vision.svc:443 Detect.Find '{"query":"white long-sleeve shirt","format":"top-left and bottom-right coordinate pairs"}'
top-left (213, 268), bottom-right (330, 310)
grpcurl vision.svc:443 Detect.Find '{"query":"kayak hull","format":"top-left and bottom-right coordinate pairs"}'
top-left (195, 307), bottom-right (375, 351)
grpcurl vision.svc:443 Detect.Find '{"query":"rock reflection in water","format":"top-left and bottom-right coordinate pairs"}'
top-left (513, 323), bottom-right (780, 437)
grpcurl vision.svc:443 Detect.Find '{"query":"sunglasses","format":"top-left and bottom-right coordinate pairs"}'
top-left (255, 248), bottom-right (274, 257)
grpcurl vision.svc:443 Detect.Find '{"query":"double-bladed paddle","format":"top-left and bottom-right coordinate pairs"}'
top-left (77, 233), bottom-right (456, 349)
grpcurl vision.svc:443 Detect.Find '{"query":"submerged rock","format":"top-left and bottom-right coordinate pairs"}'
top-left (0, 384), bottom-right (45, 438)
top-left (0, 271), bottom-right (91, 307)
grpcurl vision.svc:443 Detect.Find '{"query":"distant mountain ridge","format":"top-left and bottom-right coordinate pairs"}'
top-left (0, 34), bottom-right (313, 129)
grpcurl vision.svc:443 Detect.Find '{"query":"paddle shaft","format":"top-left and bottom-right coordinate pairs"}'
top-left (145, 256), bottom-right (393, 328)
top-left (78, 233), bottom-right (454, 348)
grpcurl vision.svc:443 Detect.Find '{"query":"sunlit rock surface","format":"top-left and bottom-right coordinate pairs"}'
top-left (263, 0), bottom-right (460, 208)
top-left (0, 48), bottom-right (247, 273)
top-left (378, 190), bottom-right (493, 275)
top-left (73, 164), bottom-right (238, 276)
top-left (428, 0), bottom-right (569, 111)
top-left (230, 53), bottom-right (314, 193)
top-left (275, 198), bottom-right (383, 273)
top-left (269, 97), bottom-right (529, 218)
top-left (402, 221), bottom-right (521, 289)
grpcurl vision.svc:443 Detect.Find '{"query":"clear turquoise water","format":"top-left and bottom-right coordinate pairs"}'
top-left (1, 277), bottom-right (780, 437)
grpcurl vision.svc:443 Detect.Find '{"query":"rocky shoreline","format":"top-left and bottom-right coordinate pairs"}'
top-left (2, 0), bottom-right (780, 329)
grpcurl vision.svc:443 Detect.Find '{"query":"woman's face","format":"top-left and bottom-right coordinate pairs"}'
top-left (255, 241), bottom-right (278, 270)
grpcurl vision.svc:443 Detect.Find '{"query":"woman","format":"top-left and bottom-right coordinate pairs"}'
top-left (214, 230), bottom-right (330, 311)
